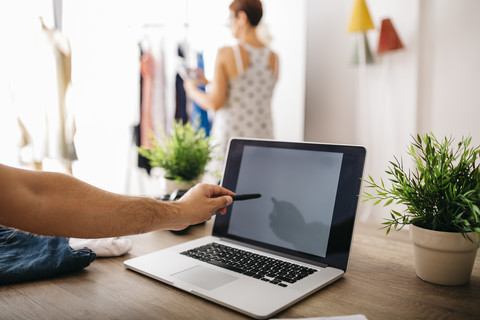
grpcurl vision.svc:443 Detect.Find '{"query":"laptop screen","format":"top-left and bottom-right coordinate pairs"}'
top-left (213, 139), bottom-right (366, 271)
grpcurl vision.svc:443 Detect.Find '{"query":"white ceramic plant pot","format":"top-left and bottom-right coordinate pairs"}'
top-left (150, 168), bottom-right (201, 196)
top-left (409, 225), bottom-right (479, 286)
top-left (161, 176), bottom-right (200, 196)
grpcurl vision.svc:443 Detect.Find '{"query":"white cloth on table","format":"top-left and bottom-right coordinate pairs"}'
top-left (69, 237), bottom-right (133, 257)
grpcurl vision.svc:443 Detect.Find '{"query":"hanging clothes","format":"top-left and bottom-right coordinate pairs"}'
top-left (16, 19), bottom-right (77, 169)
top-left (49, 25), bottom-right (76, 162)
top-left (139, 49), bottom-right (155, 148)
top-left (150, 41), bottom-right (167, 141)
top-left (175, 44), bottom-right (188, 124)
top-left (190, 52), bottom-right (210, 136)
top-left (135, 45), bottom-right (152, 174)
top-left (135, 35), bottom-right (169, 174)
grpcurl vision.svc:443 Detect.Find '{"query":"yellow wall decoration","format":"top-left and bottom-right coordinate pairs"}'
top-left (347, 0), bottom-right (374, 32)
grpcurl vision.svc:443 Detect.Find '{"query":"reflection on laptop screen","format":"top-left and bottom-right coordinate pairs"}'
top-left (227, 145), bottom-right (343, 258)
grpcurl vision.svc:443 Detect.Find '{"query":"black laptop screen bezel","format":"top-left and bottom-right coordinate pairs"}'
top-left (212, 139), bottom-right (366, 271)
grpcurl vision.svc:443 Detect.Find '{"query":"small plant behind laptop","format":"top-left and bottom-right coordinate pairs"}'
top-left (138, 119), bottom-right (215, 195)
top-left (362, 133), bottom-right (480, 286)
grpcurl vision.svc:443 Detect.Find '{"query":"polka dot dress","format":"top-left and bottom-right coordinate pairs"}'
top-left (206, 43), bottom-right (277, 181)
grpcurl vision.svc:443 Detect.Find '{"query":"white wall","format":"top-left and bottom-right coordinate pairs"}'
top-left (264, 0), bottom-right (306, 141)
top-left (417, 0), bottom-right (480, 146)
top-left (305, 1), bottom-right (357, 144)
top-left (305, 0), bottom-right (480, 222)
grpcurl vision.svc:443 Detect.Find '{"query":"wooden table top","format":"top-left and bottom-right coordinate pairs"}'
top-left (1, 220), bottom-right (479, 320)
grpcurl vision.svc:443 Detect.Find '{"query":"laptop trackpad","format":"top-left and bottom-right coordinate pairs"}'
top-left (171, 265), bottom-right (238, 291)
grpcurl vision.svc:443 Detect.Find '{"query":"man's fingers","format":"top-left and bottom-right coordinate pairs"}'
top-left (207, 184), bottom-right (235, 197)
top-left (212, 195), bottom-right (232, 216)
top-left (212, 195), bottom-right (232, 209)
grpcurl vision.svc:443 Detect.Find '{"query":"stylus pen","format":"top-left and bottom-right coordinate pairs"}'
top-left (231, 193), bottom-right (262, 201)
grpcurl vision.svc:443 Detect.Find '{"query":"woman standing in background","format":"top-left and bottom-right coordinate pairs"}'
top-left (184, 0), bottom-right (279, 183)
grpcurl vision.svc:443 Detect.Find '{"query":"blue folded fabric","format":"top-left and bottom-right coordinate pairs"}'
top-left (0, 227), bottom-right (96, 285)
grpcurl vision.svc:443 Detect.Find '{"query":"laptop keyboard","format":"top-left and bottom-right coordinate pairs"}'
top-left (180, 242), bottom-right (317, 288)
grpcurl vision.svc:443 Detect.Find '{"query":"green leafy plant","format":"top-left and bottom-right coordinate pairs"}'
top-left (362, 133), bottom-right (480, 236)
top-left (138, 120), bottom-right (214, 182)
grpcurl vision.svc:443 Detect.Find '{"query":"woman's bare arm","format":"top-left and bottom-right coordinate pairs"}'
top-left (183, 47), bottom-right (230, 111)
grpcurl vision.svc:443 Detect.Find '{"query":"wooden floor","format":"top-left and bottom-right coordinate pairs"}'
top-left (1, 220), bottom-right (479, 320)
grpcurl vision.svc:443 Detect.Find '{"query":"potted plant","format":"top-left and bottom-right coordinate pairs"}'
top-left (138, 120), bottom-right (214, 196)
top-left (362, 133), bottom-right (480, 286)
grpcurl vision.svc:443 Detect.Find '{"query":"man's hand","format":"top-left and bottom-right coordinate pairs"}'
top-left (171, 184), bottom-right (235, 230)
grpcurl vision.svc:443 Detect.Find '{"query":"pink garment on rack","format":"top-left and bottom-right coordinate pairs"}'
top-left (140, 50), bottom-right (155, 147)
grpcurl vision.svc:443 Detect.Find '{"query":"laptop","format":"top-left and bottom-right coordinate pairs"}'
top-left (124, 138), bottom-right (366, 319)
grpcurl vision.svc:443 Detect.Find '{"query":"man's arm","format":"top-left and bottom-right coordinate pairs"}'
top-left (0, 164), bottom-right (233, 238)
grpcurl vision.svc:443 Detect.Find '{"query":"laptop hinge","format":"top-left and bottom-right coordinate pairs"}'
top-left (219, 238), bottom-right (329, 268)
